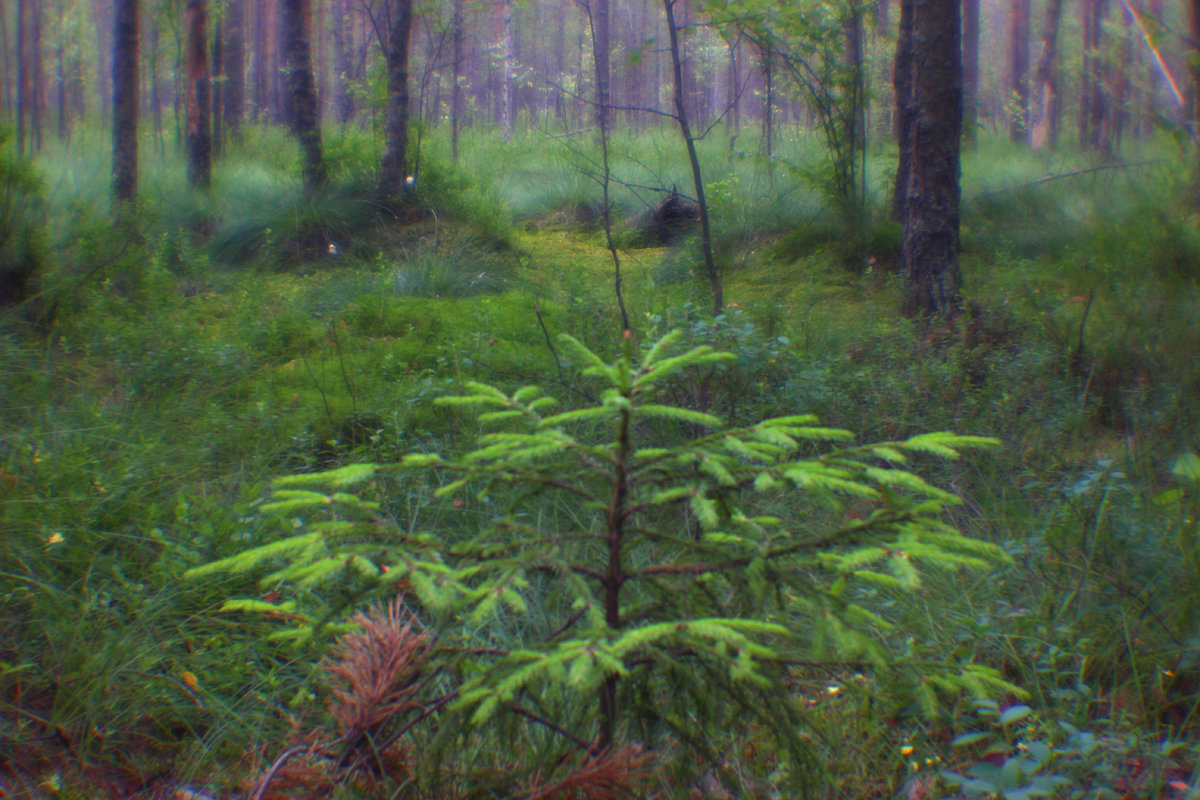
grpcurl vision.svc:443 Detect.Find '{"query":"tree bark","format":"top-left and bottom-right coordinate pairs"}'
top-left (112, 0), bottom-right (139, 204)
top-left (498, 0), bottom-right (513, 139)
top-left (1029, 0), bottom-right (1063, 149)
top-left (224, 0), bottom-right (245, 134)
top-left (902, 0), bottom-right (962, 317)
top-left (450, 0), bottom-right (463, 158)
top-left (961, 0), bottom-right (979, 145)
top-left (185, 0), bottom-right (211, 188)
top-left (1080, 0), bottom-right (1094, 148)
top-left (17, 0), bottom-right (30, 155)
top-left (282, 0), bottom-right (325, 189)
top-left (0, 2), bottom-right (11, 120)
top-left (892, 0), bottom-right (914, 220)
top-left (594, 0), bottom-right (611, 135)
top-left (1087, 0), bottom-right (1110, 153)
top-left (330, 0), bottom-right (353, 123)
top-left (1192, 0), bottom-right (1200, 200)
top-left (378, 0), bottom-right (414, 198)
top-left (30, 0), bottom-right (42, 150)
top-left (212, 14), bottom-right (224, 158)
top-left (1009, 0), bottom-right (1031, 143)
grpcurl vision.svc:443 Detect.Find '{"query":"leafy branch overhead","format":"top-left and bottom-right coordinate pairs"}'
top-left (190, 330), bottom-right (1013, 794)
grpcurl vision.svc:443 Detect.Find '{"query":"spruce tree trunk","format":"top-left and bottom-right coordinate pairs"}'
top-left (902, 0), bottom-right (962, 317)
top-left (892, 0), bottom-right (914, 221)
top-left (1029, 0), bottom-right (1063, 149)
top-left (185, 0), bottom-right (212, 188)
top-left (112, 0), bottom-right (139, 204)
top-left (378, 0), bottom-right (414, 199)
top-left (282, 0), bottom-right (324, 189)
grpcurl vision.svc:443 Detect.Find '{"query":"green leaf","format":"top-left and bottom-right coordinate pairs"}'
top-left (1173, 452), bottom-right (1200, 483)
top-left (952, 731), bottom-right (992, 747)
top-left (998, 704), bottom-right (1032, 725)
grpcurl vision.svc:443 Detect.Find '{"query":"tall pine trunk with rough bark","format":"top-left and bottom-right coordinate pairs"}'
top-left (331, 0), bottom-right (353, 123)
top-left (211, 16), bottom-right (223, 158)
top-left (224, 0), bottom-right (245, 134)
top-left (1010, 0), bottom-right (1031, 143)
top-left (1029, 0), bottom-right (1063, 149)
top-left (112, 0), bottom-right (138, 204)
top-left (185, 0), bottom-right (212, 189)
top-left (282, 0), bottom-right (324, 189)
top-left (450, 0), bottom-right (463, 159)
top-left (892, 0), bottom-right (914, 220)
top-left (902, 0), bottom-right (962, 317)
top-left (378, 0), bottom-right (414, 198)
top-left (1192, 0), bottom-right (1200, 200)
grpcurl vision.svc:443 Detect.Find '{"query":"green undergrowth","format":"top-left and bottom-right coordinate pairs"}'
top-left (2, 126), bottom-right (1199, 797)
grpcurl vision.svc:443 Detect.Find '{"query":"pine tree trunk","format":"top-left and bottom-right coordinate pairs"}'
top-left (112, 0), bottom-right (139, 203)
top-left (282, 0), bottom-right (324, 189)
top-left (1080, 0), bottom-right (1094, 148)
top-left (253, 0), bottom-right (267, 118)
top-left (1088, 0), bottom-right (1110, 153)
top-left (331, 0), bottom-right (352, 123)
top-left (892, 0), bottom-right (914, 221)
top-left (56, 0), bottom-right (67, 140)
top-left (1009, 0), bottom-right (1030, 143)
top-left (961, 0), bottom-right (979, 145)
top-left (224, 0), bottom-right (245, 134)
top-left (185, 0), bottom-right (211, 188)
top-left (451, 0), bottom-right (463, 158)
top-left (17, 0), bottom-right (29, 155)
top-left (378, 0), bottom-right (414, 198)
top-left (595, 0), bottom-right (611, 135)
top-left (212, 15), bottom-right (224, 158)
top-left (1029, 0), bottom-right (1063, 149)
top-left (1191, 0), bottom-right (1200, 200)
top-left (498, 0), bottom-right (513, 140)
top-left (0, 2), bottom-right (11, 120)
top-left (902, 0), bottom-right (961, 317)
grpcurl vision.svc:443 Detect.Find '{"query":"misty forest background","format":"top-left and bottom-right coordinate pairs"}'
top-left (3, 0), bottom-right (1200, 797)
